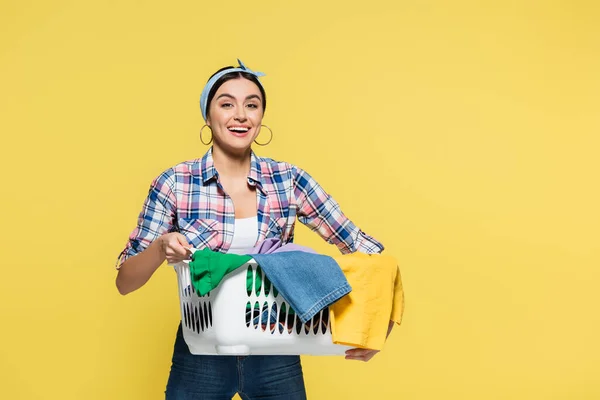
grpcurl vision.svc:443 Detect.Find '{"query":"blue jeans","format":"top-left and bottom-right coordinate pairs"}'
top-left (165, 324), bottom-right (307, 400)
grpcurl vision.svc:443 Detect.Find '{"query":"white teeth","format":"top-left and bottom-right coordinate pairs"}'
top-left (229, 127), bottom-right (249, 132)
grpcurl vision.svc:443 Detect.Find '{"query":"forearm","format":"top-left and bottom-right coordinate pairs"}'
top-left (115, 238), bottom-right (166, 295)
top-left (293, 167), bottom-right (384, 255)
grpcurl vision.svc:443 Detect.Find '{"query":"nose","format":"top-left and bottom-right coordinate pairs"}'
top-left (234, 106), bottom-right (247, 122)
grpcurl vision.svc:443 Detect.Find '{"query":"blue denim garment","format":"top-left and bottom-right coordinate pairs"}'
top-left (250, 251), bottom-right (351, 323)
top-left (166, 324), bottom-right (306, 399)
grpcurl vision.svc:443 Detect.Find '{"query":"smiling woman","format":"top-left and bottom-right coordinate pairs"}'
top-left (115, 59), bottom-right (389, 399)
top-left (206, 78), bottom-right (265, 151)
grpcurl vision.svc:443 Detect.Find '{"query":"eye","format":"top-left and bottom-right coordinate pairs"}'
top-left (246, 103), bottom-right (259, 109)
top-left (221, 103), bottom-right (233, 108)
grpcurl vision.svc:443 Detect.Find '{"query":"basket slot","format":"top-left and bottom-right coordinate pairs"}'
top-left (190, 305), bottom-right (194, 332)
top-left (278, 303), bottom-right (286, 334)
top-left (190, 303), bottom-right (196, 332)
top-left (199, 306), bottom-right (204, 333)
top-left (245, 301), bottom-right (252, 328)
top-left (295, 316), bottom-right (302, 335)
top-left (260, 301), bottom-right (269, 332)
top-left (253, 302), bottom-right (260, 330)
top-left (270, 303), bottom-right (278, 335)
top-left (183, 302), bottom-right (190, 329)
top-left (246, 267), bottom-right (253, 296)
top-left (202, 302), bottom-right (209, 329)
top-left (264, 276), bottom-right (271, 296)
top-left (286, 306), bottom-right (295, 334)
top-left (321, 308), bottom-right (329, 335)
top-left (254, 267), bottom-right (263, 296)
top-left (313, 311), bottom-right (321, 335)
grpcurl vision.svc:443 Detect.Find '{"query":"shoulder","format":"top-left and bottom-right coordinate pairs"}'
top-left (255, 155), bottom-right (320, 195)
top-left (169, 158), bottom-right (203, 176)
top-left (257, 155), bottom-right (294, 172)
top-left (255, 155), bottom-right (304, 178)
top-left (150, 158), bottom-right (202, 189)
top-left (155, 158), bottom-right (204, 181)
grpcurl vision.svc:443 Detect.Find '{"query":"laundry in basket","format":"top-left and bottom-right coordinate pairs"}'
top-left (174, 257), bottom-right (350, 356)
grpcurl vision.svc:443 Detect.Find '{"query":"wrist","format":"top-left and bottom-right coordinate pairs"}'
top-left (154, 234), bottom-right (167, 260)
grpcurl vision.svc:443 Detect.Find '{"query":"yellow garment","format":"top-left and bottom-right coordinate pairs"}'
top-left (330, 253), bottom-right (404, 350)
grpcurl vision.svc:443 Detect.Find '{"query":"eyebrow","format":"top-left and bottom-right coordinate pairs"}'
top-left (216, 93), bottom-right (262, 101)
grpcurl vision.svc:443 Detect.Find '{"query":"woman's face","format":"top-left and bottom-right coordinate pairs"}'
top-left (206, 77), bottom-right (264, 154)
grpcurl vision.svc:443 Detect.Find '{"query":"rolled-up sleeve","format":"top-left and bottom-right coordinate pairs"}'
top-left (115, 170), bottom-right (177, 269)
top-left (293, 166), bottom-right (384, 255)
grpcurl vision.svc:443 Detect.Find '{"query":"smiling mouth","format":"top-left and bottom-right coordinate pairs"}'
top-left (228, 126), bottom-right (250, 134)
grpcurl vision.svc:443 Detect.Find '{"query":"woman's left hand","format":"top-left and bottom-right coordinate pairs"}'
top-left (344, 348), bottom-right (380, 362)
top-left (344, 320), bottom-right (395, 362)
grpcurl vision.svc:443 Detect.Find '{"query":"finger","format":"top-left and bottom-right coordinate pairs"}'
top-left (346, 351), bottom-right (377, 362)
top-left (167, 255), bottom-right (185, 264)
top-left (168, 241), bottom-right (189, 257)
top-left (345, 355), bottom-right (367, 362)
top-left (165, 248), bottom-right (185, 264)
top-left (167, 248), bottom-right (187, 259)
top-left (345, 348), bottom-right (370, 357)
top-left (175, 233), bottom-right (191, 248)
top-left (346, 349), bottom-right (378, 360)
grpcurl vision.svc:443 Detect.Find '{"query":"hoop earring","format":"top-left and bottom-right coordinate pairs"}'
top-left (199, 124), bottom-right (213, 145)
top-left (254, 125), bottom-right (273, 146)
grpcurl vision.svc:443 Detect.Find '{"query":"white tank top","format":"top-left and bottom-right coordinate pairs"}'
top-left (227, 216), bottom-right (259, 255)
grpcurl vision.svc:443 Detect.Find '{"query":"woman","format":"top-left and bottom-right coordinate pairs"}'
top-left (116, 59), bottom-right (393, 399)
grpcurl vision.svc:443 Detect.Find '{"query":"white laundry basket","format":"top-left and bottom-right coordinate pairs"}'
top-left (173, 258), bottom-right (350, 356)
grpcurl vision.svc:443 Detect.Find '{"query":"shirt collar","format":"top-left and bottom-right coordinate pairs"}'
top-left (200, 147), bottom-right (266, 194)
top-left (200, 148), bottom-right (218, 183)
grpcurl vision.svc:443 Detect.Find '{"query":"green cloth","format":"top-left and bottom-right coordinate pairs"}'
top-left (189, 248), bottom-right (252, 296)
top-left (245, 265), bottom-right (277, 297)
top-left (189, 247), bottom-right (296, 320)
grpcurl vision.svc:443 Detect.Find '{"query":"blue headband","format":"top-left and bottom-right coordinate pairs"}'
top-left (199, 59), bottom-right (266, 121)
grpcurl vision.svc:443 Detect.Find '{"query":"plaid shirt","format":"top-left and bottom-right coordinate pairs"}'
top-left (116, 148), bottom-right (384, 268)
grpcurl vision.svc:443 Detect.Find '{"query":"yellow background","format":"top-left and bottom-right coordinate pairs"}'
top-left (1, 0), bottom-right (599, 399)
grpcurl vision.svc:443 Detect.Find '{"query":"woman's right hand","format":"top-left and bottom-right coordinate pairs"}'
top-left (159, 232), bottom-right (192, 264)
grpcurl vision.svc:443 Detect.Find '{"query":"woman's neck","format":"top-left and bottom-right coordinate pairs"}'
top-left (212, 145), bottom-right (251, 178)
